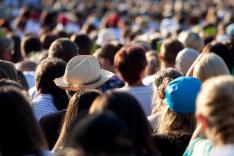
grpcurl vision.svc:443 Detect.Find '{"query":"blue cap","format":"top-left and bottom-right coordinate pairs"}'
top-left (163, 77), bottom-right (201, 113)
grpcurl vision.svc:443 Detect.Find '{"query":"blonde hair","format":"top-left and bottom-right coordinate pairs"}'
top-left (193, 53), bottom-right (229, 82)
top-left (196, 76), bottom-right (234, 145)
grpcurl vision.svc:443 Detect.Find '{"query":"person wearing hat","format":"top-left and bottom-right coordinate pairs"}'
top-left (153, 76), bottom-right (201, 156)
top-left (54, 55), bottom-right (115, 93)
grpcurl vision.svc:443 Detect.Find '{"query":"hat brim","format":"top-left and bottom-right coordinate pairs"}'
top-left (54, 69), bottom-right (115, 91)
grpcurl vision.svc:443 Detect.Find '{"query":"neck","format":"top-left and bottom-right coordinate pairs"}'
top-left (126, 80), bottom-right (144, 87)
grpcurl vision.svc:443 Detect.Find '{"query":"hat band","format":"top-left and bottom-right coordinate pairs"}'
top-left (67, 75), bottom-right (101, 87)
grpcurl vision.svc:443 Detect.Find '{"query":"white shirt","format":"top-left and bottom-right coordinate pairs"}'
top-left (32, 94), bottom-right (58, 121)
top-left (117, 86), bottom-right (153, 116)
top-left (210, 144), bottom-right (234, 156)
top-left (143, 74), bottom-right (155, 87)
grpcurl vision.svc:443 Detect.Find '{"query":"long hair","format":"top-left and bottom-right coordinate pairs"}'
top-left (53, 90), bottom-right (101, 150)
top-left (90, 91), bottom-right (158, 155)
top-left (0, 87), bottom-right (47, 156)
top-left (35, 58), bottom-right (69, 110)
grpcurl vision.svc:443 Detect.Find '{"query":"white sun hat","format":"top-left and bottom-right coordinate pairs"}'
top-left (54, 55), bottom-right (115, 91)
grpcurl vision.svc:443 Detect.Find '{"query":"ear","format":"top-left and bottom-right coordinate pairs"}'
top-left (197, 114), bottom-right (209, 130)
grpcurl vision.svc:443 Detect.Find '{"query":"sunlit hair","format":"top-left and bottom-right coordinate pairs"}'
top-left (193, 53), bottom-right (230, 82)
top-left (152, 68), bottom-right (183, 114)
top-left (196, 76), bottom-right (234, 145)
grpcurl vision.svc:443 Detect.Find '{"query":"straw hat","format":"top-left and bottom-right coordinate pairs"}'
top-left (54, 55), bottom-right (115, 91)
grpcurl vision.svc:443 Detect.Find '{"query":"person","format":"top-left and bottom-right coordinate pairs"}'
top-left (149, 68), bottom-right (183, 130)
top-left (0, 60), bottom-right (18, 81)
top-left (187, 53), bottom-right (230, 82)
top-left (175, 48), bottom-right (199, 75)
top-left (48, 38), bottom-right (79, 63)
top-left (153, 76), bottom-right (201, 156)
top-left (0, 86), bottom-right (51, 156)
top-left (21, 35), bottom-right (42, 57)
top-left (90, 91), bottom-right (159, 156)
top-left (194, 76), bottom-right (234, 156)
top-left (64, 111), bottom-right (136, 156)
top-left (94, 43), bottom-right (124, 92)
top-left (159, 38), bottom-right (184, 70)
top-left (114, 45), bottom-right (152, 116)
top-left (70, 34), bottom-right (93, 55)
top-left (52, 90), bottom-right (101, 150)
top-left (178, 31), bottom-right (204, 52)
top-left (33, 58), bottom-right (69, 120)
top-left (40, 33), bottom-right (57, 50)
top-left (0, 37), bottom-right (14, 61)
top-left (54, 55), bottom-right (114, 92)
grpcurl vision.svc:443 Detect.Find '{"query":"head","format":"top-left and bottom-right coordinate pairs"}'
top-left (40, 33), bottom-right (57, 50)
top-left (178, 31), bottom-right (204, 52)
top-left (94, 43), bottom-right (119, 73)
top-left (90, 91), bottom-right (157, 155)
top-left (0, 37), bottom-right (14, 61)
top-left (114, 45), bottom-right (147, 85)
top-left (157, 77), bottom-right (201, 135)
top-left (48, 38), bottom-right (79, 63)
top-left (175, 48), bottom-right (199, 74)
top-left (0, 87), bottom-right (47, 155)
top-left (35, 58), bottom-right (68, 110)
top-left (152, 68), bottom-right (183, 114)
top-left (7, 34), bottom-right (23, 63)
top-left (145, 51), bottom-right (160, 76)
top-left (54, 90), bottom-right (101, 150)
top-left (0, 60), bottom-right (18, 81)
top-left (202, 42), bottom-right (234, 72)
top-left (196, 76), bottom-right (234, 146)
top-left (71, 34), bottom-right (93, 55)
top-left (193, 53), bottom-right (230, 82)
top-left (64, 112), bottom-right (134, 156)
top-left (21, 35), bottom-right (42, 57)
top-left (159, 38), bottom-right (184, 69)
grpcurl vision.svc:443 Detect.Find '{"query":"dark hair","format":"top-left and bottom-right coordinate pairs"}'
top-left (114, 45), bottom-right (147, 85)
top-left (0, 87), bottom-right (47, 156)
top-left (97, 43), bottom-right (118, 65)
top-left (17, 70), bottom-right (29, 90)
top-left (48, 38), bottom-right (79, 62)
top-left (71, 34), bottom-right (93, 55)
top-left (90, 91), bottom-right (158, 155)
top-left (203, 42), bottom-right (234, 72)
top-left (21, 36), bottom-right (42, 56)
top-left (65, 112), bottom-right (135, 155)
top-left (160, 39), bottom-right (184, 64)
top-left (0, 60), bottom-right (18, 81)
top-left (35, 58), bottom-right (68, 110)
top-left (53, 90), bottom-right (101, 150)
top-left (0, 79), bottom-right (25, 90)
top-left (40, 33), bottom-right (57, 50)
top-left (7, 34), bottom-right (23, 63)
top-left (0, 37), bottom-right (14, 61)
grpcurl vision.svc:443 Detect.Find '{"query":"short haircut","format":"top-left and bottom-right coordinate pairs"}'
top-left (48, 38), bottom-right (78, 62)
top-left (21, 36), bottom-right (42, 56)
top-left (160, 38), bottom-right (184, 65)
top-left (70, 34), bottom-right (93, 55)
top-left (40, 33), bottom-right (57, 50)
top-left (0, 37), bottom-right (14, 61)
top-left (114, 45), bottom-right (147, 84)
top-left (0, 60), bottom-right (18, 81)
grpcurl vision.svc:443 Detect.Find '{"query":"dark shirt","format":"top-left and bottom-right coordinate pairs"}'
top-left (153, 133), bottom-right (192, 156)
top-left (101, 75), bottom-right (124, 92)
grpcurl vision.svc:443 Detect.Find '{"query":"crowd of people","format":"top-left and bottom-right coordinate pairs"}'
top-left (0, 0), bottom-right (234, 156)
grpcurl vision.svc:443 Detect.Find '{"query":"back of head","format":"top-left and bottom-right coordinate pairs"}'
top-left (40, 33), bottom-right (57, 50)
top-left (196, 76), bottom-right (234, 145)
top-left (114, 45), bottom-right (147, 84)
top-left (203, 42), bottom-right (234, 72)
top-left (48, 38), bottom-right (79, 63)
top-left (178, 31), bottom-right (204, 51)
top-left (145, 51), bottom-right (160, 76)
top-left (0, 87), bottom-right (47, 155)
top-left (21, 35), bottom-right (42, 57)
top-left (160, 38), bottom-right (184, 68)
top-left (0, 60), bottom-right (18, 81)
top-left (35, 58), bottom-right (68, 110)
top-left (193, 53), bottom-right (230, 82)
top-left (90, 91), bottom-right (156, 155)
top-left (0, 37), bottom-right (14, 61)
top-left (175, 48), bottom-right (199, 74)
top-left (65, 112), bottom-right (134, 155)
top-left (71, 34), bottom-right (93, 55)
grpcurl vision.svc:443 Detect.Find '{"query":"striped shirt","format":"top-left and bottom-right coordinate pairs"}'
top-left (32, 94), bottom-right (58, 121)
